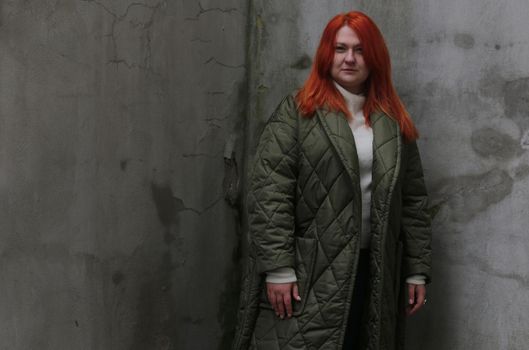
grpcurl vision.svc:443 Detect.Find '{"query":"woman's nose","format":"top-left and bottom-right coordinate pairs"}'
top-left (345, 49), bottom-right (356, 63)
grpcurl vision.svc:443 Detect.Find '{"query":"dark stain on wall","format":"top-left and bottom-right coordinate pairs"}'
top-left (129, 183), bottom-right (183, 349)
top-left (426, 32), bottom-right (444, 44)
top-left (217, 221), bottom-right (243, 350)
top-left (472, 253), bottom-right (529, 287)
top-left (112, 271), bottom-right (125, 285)
top-left (290, 54), bottom-right (312, 70)
top-left (164, 230), bottom-right (176, 245)
top-left (471, 127), bottom-right (519, 159)
top-left (503, 77), bottom-right (529, 130)
top-left (131, 251), bottom-right (178, 350)
top-left (120, 159), bottom-right (128, 171)
top-left (431, 169), bottom-right (513, 223)
top-left (454, 33), bottom-right (475, 49)
top-left (514, 164), bottom-right (529, 180)
top-left (151, 184), bottom-right (184, 228)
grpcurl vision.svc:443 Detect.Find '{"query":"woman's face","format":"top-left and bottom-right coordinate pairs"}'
top-left (330, 26), bottom-right (370, 94)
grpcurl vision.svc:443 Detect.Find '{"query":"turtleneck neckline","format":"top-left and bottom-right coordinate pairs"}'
top-left (333, 81), bottom-right (366, 116)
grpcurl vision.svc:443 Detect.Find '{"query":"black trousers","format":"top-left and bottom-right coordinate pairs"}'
top-left (342, 249), bottom-right (370, 350)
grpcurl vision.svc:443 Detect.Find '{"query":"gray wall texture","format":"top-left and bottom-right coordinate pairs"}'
top-left (0, 0), bottom-right (528, 349)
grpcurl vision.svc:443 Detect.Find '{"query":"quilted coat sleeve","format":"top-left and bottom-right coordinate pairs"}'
top-left (248, 95), bottom-right (299, 275)
top-left (401, 141), bottom-right (432, 283)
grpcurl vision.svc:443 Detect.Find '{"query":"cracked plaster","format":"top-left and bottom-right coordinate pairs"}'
top-left (0, 0), bottom-right (247, 349)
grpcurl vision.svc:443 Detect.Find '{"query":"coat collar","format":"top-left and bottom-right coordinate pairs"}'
top-left (369, 113), bottom-right (402, 213)
top-left (316, 109), bottom-right (401, 206)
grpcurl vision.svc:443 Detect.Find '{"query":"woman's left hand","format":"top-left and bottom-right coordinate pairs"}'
top-left (406, 284), bottom-right (426, 316)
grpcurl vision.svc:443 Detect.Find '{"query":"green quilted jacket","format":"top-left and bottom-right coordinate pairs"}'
top-left (232, 93), bottom-right (432, 350)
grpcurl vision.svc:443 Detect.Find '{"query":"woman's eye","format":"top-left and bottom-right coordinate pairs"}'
top-left (335, 46), bottom-right (346, 52)
top-left (355, 47), bottom-right (363, 53)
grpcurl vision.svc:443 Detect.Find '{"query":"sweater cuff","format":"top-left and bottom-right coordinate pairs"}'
top-left (406, 274), bottom-right (426, 285)
top-left (265, 267), bottom-right (297, 283)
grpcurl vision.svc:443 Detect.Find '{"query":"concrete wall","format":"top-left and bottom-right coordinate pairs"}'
top-left (1, 0), bottom-right (528, 349)
top-left (0, 1), bottom-right (247, 349)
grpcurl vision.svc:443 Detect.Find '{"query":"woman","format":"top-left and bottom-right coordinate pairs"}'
top-left (232, 11), bottom-right (432, 350)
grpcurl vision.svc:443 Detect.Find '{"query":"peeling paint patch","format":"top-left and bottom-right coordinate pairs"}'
top-left (223, 157), bottom-right (240, 207)
top-left (454, 33), bottom-right (475, 49)
top-left (290, 54), bottom-right (311, 70)
top-left (471, 127), bottom-right (519, 159)
top-left (432, 169), bottom-right (513, 223)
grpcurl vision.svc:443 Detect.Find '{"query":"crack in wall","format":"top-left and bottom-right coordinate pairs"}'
top-left (184, 2), bottom-right (238, 21)
top-left (151, 183), bottom-right (223, 218)
top-left (204, 116), bottom-right (228, 122)
top-left (203, 56), bottom-right (245, 69)
top-left (181, 151), bottom-right (223, 159)
top-left (81, 0), bottom-right (166, 75)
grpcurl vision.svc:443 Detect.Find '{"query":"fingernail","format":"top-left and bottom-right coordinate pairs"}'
top-left (409, 299), bottom-right (413, 304)
top-left (296, 296), bottom-right (301, 301)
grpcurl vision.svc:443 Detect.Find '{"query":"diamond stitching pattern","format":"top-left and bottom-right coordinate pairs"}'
top-left (244, 97), bottom-right (408, 350)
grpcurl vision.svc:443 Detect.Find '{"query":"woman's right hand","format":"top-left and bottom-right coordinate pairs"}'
top-left (266, 282), bottom-right (301, 319)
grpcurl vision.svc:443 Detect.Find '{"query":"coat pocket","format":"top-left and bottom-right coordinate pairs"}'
top-left (259, 236), bottom-right (318, 316)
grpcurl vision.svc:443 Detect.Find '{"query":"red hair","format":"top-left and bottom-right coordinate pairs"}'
top-left (295, 11), bottom-right (419, 141)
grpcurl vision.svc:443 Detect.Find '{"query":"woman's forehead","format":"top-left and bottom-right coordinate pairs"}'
top-left (335, 26), bottom-right (361, 45)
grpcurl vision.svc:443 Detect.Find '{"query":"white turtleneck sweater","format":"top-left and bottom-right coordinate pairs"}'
top-left (333, 82), bottom-right (373, 249)
top-left (265, 82), bottom-right (425, 285)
